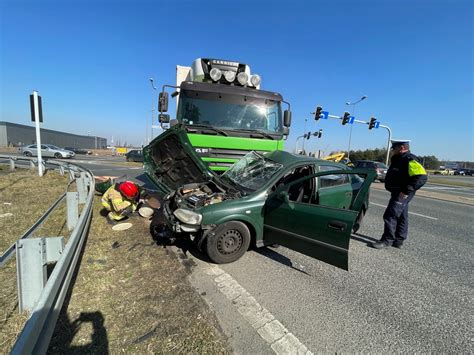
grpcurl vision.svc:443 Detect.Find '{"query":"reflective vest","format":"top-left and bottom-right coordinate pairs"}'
top-left (385, 152), bottom-right (427, 194)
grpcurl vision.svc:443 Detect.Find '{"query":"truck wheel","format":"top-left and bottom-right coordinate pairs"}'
top-left (205, 221), bottom-right (250, 264)
top-left (54, 153), bottom-right (62, 159)
top-left (352, 208), bottom-right (366, 234)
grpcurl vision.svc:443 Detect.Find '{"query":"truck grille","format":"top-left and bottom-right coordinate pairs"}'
top-left (194, 147), bottom-right (267, 160)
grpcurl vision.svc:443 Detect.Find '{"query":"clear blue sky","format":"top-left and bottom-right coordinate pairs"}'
top-left (1, 0), bottom-right (472, 161)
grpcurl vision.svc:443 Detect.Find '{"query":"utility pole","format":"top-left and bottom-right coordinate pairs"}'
top-left (149, 78), bottom-right (157, 143)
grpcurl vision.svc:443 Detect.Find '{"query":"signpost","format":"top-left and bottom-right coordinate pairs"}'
top-left (29, 91), bottom-right (44, 176)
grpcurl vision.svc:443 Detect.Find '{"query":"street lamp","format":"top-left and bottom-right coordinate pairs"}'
top-left (149, 78), bottom-right (157, 143)
top-left (345, 95), bottom-right (367, 160)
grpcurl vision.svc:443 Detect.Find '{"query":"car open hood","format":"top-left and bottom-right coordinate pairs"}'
top-left (143, 124), bottom-right (216, 193)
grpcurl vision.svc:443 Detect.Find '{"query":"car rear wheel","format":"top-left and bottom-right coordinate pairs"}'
top-left (24, 151), bottom-right (32, 157)
top-left (54, 153), bottom-right (62, 159)
top-left (205, 221), bottom-right (251, 264)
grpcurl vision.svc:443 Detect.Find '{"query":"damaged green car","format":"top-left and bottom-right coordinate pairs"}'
top-left (143, 125), bottom-right (375, 269)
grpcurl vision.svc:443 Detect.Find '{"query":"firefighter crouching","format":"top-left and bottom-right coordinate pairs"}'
top-left (101, 181), bottom-right (140, 221)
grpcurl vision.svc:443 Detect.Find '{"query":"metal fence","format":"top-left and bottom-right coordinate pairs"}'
top-left (0, 155), bottom-right (95, 354)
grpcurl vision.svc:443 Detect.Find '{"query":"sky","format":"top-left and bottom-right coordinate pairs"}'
top-left (1, 0), bottom-right (472, 161)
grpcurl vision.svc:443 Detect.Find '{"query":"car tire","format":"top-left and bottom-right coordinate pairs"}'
top-left (205, 221), bottom-right (251, 264)
top-left (24, 151), bottom-right (32, 157)
top-left (352, 208), bottom-right (366, 234)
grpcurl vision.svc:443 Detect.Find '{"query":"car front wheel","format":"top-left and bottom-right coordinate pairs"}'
top-left (205, 221), bottom-right (251, 264)
top-left (24, 151), bottom-right (32, 157)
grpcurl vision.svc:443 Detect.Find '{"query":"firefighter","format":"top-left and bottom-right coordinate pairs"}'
top-left (372, 140), bottom-right (427, 249)
top-left (101, 181), bottom-right (140, 222)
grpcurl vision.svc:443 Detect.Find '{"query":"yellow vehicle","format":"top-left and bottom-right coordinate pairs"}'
top-left (322, 152), bottom-right (346, 163)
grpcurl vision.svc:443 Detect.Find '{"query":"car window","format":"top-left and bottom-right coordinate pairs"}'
top-left (318, 165), bottom-right (349, 188)
top-left (29, 145), bottom-right (37, 149)
top-left (376, 162), bottom-right (387, 169)
top-left (41, 145), bottom-right (48, 149)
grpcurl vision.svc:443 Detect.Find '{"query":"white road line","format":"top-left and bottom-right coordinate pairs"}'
top-left (203, 265), bottom-right (313, 355)
top-left (370, 202), bottom-right (438, 220)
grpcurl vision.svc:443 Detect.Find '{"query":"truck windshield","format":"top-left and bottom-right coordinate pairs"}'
top-left (221, 151), bottom-right (283, 192)
top-left (177, 90), bottom-right (283, 135)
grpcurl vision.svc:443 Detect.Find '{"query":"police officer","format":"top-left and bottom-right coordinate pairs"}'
top-left (372, 140), bottom-right (427, 249)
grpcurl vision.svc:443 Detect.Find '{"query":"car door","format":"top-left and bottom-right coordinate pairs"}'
top-left (263, 169), bottom-right (375, 270)
top-left (40, 145), bottom-right (52, 157)
top-left (317, 165), bottom-right (353, 209)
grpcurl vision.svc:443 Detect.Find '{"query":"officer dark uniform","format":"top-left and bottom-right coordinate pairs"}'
top-left (372, 140), bottom-right (427, 249)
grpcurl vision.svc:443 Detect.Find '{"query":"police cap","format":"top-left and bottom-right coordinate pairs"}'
top-left (391, 139), bottom-right (411, 148)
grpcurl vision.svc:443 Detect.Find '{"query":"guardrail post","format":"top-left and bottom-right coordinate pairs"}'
top-left (67, 192), bottom-right (79, 231)
top-left (77, 172), bottom-right (88, 204)
top-left (10, 157), bottom-right (15, 170)
top-left (30, 159), bottom-right (36, 169)
top-left (41, 161), bottom-right (47, 174)
top-left (59, 165), bottom-right (65, 176)
top-left (69, 169), bottom-right (76, 182)
top-left (16, 237), bottom-right (65, 312)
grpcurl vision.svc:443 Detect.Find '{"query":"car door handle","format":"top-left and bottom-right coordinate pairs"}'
top-left (328, 221), bottom-right (347, 231)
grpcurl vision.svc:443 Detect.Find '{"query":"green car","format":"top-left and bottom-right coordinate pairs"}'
top-left (143, 125), bottom-right (375, 270)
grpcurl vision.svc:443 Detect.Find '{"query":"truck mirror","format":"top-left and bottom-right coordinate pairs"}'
top-left (159, 114), bottom-right (170, 123)
top-left (284, 110), bottom-right (292, 127)
top-left (158, 92), bottom-right (169, 112)
top-left (283, 126), bottom-right (289, 136)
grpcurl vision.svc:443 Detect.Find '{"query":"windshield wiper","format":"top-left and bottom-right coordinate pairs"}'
top-left (187, 124), bottom-right (228, 136)
top-left (235, 129), bottom-right (275, 140)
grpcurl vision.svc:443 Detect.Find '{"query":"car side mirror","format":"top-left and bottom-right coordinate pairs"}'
top-left (159, 114), bottom-right (170, 123)
top-left (277, 190), bottom-right (290, 203)
top-left (158, 92), bottom-right (169, 112)
top-left (283, 110), bottom-right (292, 127)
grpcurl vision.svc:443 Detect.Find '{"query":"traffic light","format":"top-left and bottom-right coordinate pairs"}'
top-left (342, 111), bottom-right (350, 125)
top-left (313, 129), bottom-right (323, 138)
top-left (314, 106), bottom-right (323, 120)
top-left (306, 131), bottom-right (311, 140)
top-left (369, 117), bottom-right (377, 130)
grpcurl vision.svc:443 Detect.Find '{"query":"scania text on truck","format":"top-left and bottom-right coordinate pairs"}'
top-left (156, 58), bottom-right (292, 171)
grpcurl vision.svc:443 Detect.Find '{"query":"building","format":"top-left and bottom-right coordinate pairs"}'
top-left (0, 121), bottom-right (107, 149)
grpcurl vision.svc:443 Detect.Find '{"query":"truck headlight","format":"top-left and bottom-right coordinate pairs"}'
top-left (210, 68), bottom-right (222, 81)
top-left (237, 72), bottom-right (248, 86)
top-left (173, 208), bottom-right (202, 225)
top-left (250, 74), bottom-right (261, 87)
top-left (224, 70), bottom-right (236, 82)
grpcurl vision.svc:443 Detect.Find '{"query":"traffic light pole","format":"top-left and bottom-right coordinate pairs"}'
top-left (326, 114), bottom-right (392, 165)
top-left (379, 124), bottom-right (392, 166)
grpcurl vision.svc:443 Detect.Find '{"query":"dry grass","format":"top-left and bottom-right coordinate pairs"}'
top-left (48, 197), bottom-right (229, 354)
top-left (0, 167), bottom-right (71, 351)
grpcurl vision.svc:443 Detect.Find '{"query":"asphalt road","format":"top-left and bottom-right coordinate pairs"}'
top-left (2, 157), bottom-right (472, 352)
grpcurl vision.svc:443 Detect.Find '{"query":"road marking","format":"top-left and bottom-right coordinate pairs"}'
top-left (204, 265), bottom-right (313, 354)
top-left (370, 202), bottom-right (438, 220)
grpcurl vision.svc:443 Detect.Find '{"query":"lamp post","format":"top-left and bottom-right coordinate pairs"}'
top-left (149, 78), bottom-right (157, 143)
top-left (345, 95), bottom-right (367, 160)
top-left (302, 118), bottom-right (308, 152)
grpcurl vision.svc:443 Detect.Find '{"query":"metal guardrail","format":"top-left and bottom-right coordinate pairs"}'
top-left (0, 155), bottom-right (95, 354)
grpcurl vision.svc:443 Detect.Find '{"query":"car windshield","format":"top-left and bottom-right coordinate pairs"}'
top-left (376, 163), bottom-right (388, 169)
top-left (46, 144), bottom-right (60, 149)
top-left (221, 151), bottom-right (283, 192)
top-left (177, 90), bottom-right (283, 135)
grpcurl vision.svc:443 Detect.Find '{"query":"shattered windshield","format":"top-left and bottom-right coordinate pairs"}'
top-left (222, 151), bottom-right (283, 192)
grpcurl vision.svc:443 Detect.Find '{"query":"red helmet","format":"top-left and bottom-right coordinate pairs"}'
top-left (119, 181), bottom-right (139, 200)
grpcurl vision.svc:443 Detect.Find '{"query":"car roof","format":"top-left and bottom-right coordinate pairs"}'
top-left (264, 150), bottom-right (347, 169)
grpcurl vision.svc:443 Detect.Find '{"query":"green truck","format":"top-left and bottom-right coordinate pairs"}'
top-left (156, 58), bottom-right (292, 172)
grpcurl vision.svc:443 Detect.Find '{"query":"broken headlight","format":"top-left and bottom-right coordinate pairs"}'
top-left (173, 208), bottom-right (202, 225)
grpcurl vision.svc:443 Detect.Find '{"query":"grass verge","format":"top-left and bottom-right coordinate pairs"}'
top-left (0, 168), bottom-right (71, 350)
top-left (48, 197), bottom-right (229, 353)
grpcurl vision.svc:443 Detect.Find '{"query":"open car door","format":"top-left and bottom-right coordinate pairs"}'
top-left (263, 169), bottom-right (375, 270)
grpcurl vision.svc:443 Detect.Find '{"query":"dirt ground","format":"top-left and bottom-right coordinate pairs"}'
top-left (0, 167), bottom-right (71, 350)
top-left (47, 197), bottom-right (229, 354)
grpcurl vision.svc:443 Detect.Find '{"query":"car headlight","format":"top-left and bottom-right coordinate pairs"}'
top-left (173, 208), bottom-right (202, 225)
